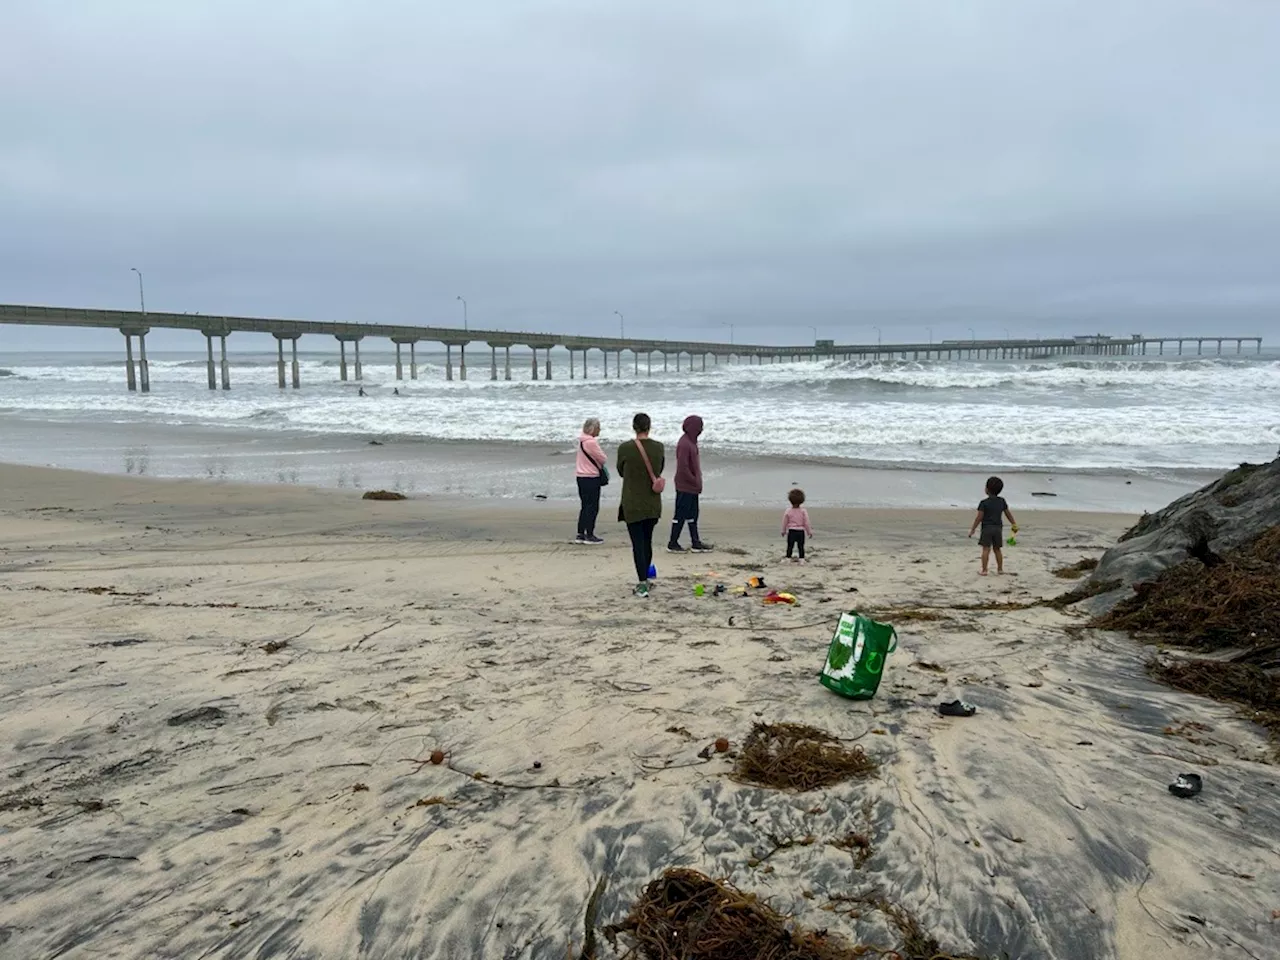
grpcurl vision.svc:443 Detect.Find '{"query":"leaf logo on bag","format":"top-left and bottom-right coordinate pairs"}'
top-left (827, 638), bottom-right (853, 671)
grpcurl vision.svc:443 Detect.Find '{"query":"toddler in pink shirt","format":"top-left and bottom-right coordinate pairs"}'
top-left (782, 488), bottom-right (813, 563)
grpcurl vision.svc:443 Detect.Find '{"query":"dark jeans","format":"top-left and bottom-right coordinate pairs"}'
top-left (786, 530), bottom-right (806, 559)
top-left (627, 518), bottom-right (658, 582)
top-left (669, 491), bottom-right (701, 547)
top-left (576, 476), bottom-right (602, 537)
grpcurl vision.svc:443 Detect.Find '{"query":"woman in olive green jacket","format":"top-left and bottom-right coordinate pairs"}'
top-left (616, 412), bottom-right (665, 597)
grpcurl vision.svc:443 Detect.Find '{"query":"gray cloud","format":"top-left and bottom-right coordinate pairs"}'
top-left (3, 0), bottom-right (1279, 349)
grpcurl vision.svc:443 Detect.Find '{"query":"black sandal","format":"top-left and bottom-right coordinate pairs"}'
top-left (1168, 773), bottom-right (1202, 798)
top-left (939, 700), bottom-right (977, 718)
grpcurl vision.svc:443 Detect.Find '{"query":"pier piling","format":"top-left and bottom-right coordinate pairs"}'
top-left (123, 333), bottom-right (137, 392)
top-left (137, 333), bottom-right (150, 393)
top-left (274, 334), bottom-right (300, 389)
top-left (205, 335), bottom-right (217, 389)
top-left (219, 336), bottom-right (230, 390)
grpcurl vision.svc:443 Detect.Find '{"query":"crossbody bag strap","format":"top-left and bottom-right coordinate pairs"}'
top-left (633, 438), bottom-right (658, 483)
top-left (579, 441), bottom-right (603, 473)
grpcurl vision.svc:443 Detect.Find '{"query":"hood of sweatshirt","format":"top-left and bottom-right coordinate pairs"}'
top-left (682, 415), bottom-right (704, 440)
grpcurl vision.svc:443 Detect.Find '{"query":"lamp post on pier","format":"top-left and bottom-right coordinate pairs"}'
top-left (614, 310), bottom-right (624, 339)
top-left (130, 267), bottom-right (146, 313)
top-left (456, 296), bottom-right (468, 331)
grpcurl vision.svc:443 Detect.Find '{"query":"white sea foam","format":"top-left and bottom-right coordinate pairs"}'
top-left (1, 352), bottom-right (1277, 472)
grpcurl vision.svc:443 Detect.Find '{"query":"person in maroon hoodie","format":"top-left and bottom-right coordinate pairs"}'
top-left (668, 415), bottom-right (713, 553)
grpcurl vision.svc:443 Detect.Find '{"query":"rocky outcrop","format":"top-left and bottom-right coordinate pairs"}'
top-left (1079, 456), bottom-right (1280, 614)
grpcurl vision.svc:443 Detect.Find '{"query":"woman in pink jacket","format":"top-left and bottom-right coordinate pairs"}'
top-left (575, 418), bottom-right (608, 544)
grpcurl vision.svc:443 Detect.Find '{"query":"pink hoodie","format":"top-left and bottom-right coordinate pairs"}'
top-left (576, 432), bottom-right (608, 478)
top-left (782, 506), bottom-right (813, 536)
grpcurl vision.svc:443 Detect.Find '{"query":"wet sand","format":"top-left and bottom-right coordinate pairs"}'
top-left (0, 414), bottom-right (1219, 513)
top-left (0, 464), bottom-right (1275, 959)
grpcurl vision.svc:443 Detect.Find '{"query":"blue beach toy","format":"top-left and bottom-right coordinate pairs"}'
top-left (648, 563), bottom-right (657, 579)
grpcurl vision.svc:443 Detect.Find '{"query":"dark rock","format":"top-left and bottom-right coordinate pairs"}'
top-left (1081, 457), bottom-right (1280, 613)
top-left (1187, 534), bottom-right (1224, 568)
top-left (362, 490), bottom-right (406, 501)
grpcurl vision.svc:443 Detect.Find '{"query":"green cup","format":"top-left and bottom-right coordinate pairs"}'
top-left (694, 583), bottom-right (705, 596)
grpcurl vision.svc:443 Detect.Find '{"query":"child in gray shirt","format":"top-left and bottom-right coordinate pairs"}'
top-left (968, 476), bottom-right (1018, 575)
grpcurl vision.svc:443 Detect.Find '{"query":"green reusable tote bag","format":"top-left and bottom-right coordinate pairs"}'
top-left (819, 611), bottom-right (898, 700)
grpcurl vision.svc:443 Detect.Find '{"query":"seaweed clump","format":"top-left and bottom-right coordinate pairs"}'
top-left (1052, 557), bottom-right (1099, 580)
top-left (1093, 526), bottom-right (1280, 649)
top-left (603, 868), bottom-right (860, 960)
top-left (362, 490), bottom-right (407, 501)
top-left (733, 723), bottom-right (877, 792)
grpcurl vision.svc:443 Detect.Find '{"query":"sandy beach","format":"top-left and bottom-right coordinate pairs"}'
top-left (1, 463), bottom-right (1275, 959)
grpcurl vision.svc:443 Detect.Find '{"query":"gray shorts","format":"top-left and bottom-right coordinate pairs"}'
top-left (979, 526), bottom-right (1003, 548)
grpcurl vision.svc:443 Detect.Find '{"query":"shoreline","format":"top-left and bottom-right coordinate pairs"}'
top-left (0, 415), bottom-right (1225, 514)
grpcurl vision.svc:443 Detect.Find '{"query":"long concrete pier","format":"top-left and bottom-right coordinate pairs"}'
top-left (0, 304), bottom-right (1263, 392)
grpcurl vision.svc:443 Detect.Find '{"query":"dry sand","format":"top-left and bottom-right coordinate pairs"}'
top-left (0, 463), bottom-right (1275, 959)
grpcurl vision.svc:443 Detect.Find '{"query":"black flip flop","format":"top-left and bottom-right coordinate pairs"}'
top-left (1168, 773), bottom-right (1202, 798)
top-left (939, 700), bottom-right (977, 718)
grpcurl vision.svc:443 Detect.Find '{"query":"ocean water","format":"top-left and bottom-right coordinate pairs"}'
top-left (1, 348), bottom-right (1276, 477)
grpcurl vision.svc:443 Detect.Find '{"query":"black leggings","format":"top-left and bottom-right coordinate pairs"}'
top-left (627, 518), bottom-right (658, 582)
top-left (576, 476), bottom-right (602, 537)
top-left (786, 530), bottom-right (806, 559)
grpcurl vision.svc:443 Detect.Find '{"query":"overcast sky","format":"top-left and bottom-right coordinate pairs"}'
top-left (3, 0), bottom-right (1279, 351)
